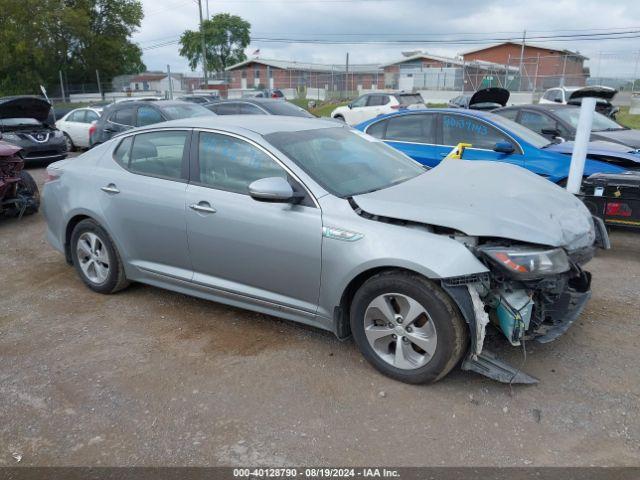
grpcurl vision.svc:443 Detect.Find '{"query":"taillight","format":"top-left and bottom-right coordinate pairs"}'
top-left (44, 168), bottom-right (61, 184)
top-left (605, 202), bottom-right (632, 217)
top-left (89, 123), bottom-right (97, 138)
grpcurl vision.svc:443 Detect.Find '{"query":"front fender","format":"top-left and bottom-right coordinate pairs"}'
top-left (316, 196), bottom-right (488, 320)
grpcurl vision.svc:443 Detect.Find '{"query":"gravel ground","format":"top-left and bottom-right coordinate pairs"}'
top-left (1, 164), bottom-right (639, 467)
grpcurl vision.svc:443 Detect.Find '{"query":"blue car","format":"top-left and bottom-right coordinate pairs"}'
top-left (355, 109), bottom-right (626, 184)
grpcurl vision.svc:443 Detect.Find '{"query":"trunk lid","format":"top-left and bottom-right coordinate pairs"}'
top-left (469, 87), bottom-right (510, 108)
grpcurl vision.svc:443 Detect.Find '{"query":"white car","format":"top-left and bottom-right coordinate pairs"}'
top-left (330, 92), bottom-right (425, 125)
top-left (55, 108), bottom-right (101, 150)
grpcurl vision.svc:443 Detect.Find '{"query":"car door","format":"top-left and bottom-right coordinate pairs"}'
top-left (365, 94), bottom-right (386, 118)
top-left (136, 105), bottom-right (165, 127)
top-left (99, 129), bottom-right (193, 280)
top-left (63, 110), bottom-right (85, 145)
top-left (439, 113), bottom-right (526, 168)
top-left (518, 109), bottom-right (560, 139)
top-left (185, 130), bottom-right (322, 314)
top-left (80, 110), bottom-right (100, 148)
top-left (104, 106), bottom-right (135, 140)
top-left (347, 95), bottom-right (370, 124)
top-left (368, 113), bottom-right (441, 167)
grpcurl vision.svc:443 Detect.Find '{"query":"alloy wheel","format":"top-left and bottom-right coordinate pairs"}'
top-left (363, 293), bottom-right (438, 370)
top-left (76, 232), bottom-right (110, 284)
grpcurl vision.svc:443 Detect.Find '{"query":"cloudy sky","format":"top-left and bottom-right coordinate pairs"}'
top-left (133, 0), bottom-right (640, 77)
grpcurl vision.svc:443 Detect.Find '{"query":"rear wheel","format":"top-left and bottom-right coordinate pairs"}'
top-left (70, 219), bottom-right (129, 294)
top-left (334, 115), bottom-right (345, 122)
top-left (350, 271), bottom-right (468, 384)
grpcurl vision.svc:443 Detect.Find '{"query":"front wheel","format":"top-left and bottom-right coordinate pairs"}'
top-left (63, 133), bottom-right (75, 152)
top-left (350, 271), bottom-right (468, 384)
top-left (70, 219), bottom-right (129, 294)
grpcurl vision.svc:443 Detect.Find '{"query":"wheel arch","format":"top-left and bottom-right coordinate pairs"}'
top-left (64, 214), bottom-right (94, 263)
top-left (333, 265), bottom-right (431, 340)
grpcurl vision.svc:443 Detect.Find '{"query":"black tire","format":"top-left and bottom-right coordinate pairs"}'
top-left (63, 133), bottom-right (75, 152)
top-left (6, 171), bottom-right (40, 217)
top-left (70, 219), bottom-right (129, 294)
top-left (334, 115), bottom-right (345, 122)
top-left (350, 270), bottom-right (468, 384)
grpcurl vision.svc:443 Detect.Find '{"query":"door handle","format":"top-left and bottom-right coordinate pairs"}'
top-left (101, 184), bottom-right (120, 194)
top-left (189, 202), bottom-right (217, 214)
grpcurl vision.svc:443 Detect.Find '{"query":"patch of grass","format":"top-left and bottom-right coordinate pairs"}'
top-left (289, 98), bottom-right (348, 117)
top-left (616, 106), bottom-right (640, 130)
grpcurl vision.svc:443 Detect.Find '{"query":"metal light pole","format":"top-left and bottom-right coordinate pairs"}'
top-left (96, 69), bottom-right (103, 100)
top-left (59, 70), bottom-right (66, 103)
top-left (198, 0), bottom-right (208, 88)
top-left (518, 30), bottom-right (526, 91)
top-left (566, 96), bottom-right (597, 194)
top-left (167, 64), bottom-right (174, 100)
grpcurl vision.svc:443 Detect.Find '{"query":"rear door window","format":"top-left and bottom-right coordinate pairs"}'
top-left (85, 110), bottom-right (99, 123)
top-left (136, 106), bottom-right (164, 126)
top-left (441, 114), bottom-right (509, 150)
top-left (495, 109), bottom-right (518, 121)
top-left (384, 114), bottom-right (436, 143)
top-left (68, 110), bottom-right (85, 122)
top-left (111, 107), bottom-right (135, 126)
top-left (367, 95), bottom-right (384, 107)
top-left (127, 131), bottom-right (189, 180)
top-left (238, 103), bottom-right (266, 115)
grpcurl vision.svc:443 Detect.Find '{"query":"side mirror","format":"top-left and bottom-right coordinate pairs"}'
top-left (493, 141), bottom-right (515, 154)
top-left (248, 177), bottom-right (297, 203)
top-left (347, 103), bottom-right (353, 109)
top-left (541, 127), bottom-right (560, 138)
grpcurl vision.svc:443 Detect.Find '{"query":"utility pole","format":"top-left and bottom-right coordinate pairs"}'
top-left (59, 70), bottom-right (66, 103)
top-left (167, 64), bottom-right (174, 99)
top-left (198, 0), bottom-right (208, 88)
top-left (345, 52), bottom-right (349, 96)
top-left (96, 69), bottom-right (103, 100)
top-left (518, 30), bottom-right (526, 91)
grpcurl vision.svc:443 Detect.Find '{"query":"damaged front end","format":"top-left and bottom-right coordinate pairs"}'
top-left (442, 238), bottom-right (598, 384)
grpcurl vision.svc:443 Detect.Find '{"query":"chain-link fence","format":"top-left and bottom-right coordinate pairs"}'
top-left (38, 51), bottom-right (640, 107)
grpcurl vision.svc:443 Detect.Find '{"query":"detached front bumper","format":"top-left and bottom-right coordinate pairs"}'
top-left (531, 272), bottom-right (592, 343)
top-left (443, 261), bottom-right (594, 384)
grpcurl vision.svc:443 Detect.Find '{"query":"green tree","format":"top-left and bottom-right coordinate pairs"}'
top-left (0, 0), bottom-right (145, 96)
top-left (179, 13), bottom-right (250, 74)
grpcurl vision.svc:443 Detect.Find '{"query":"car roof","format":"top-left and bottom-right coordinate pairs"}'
top-left (127, 115), bottom-right (341, 136)
top-left (496, 104), bottom-right (578, 112)
top-left (213, 98), bottom-right (288, 105)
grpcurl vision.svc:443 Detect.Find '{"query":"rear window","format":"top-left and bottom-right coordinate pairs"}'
top-left (262, 101), bottom-right (315, 118)
top-left (396, 94), bottom-right (424, 106)
top-left (160, 104), bottom-right (213, 119)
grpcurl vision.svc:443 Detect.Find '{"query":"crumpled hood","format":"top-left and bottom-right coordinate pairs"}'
top-left (353, 160), bottom-right (595, 249)
top-left (0, 96), bottom-right (51, 122)
top-left (594, 129), bottom-right (640, 150)
top-left (545, 140), bottom-right (640, 164)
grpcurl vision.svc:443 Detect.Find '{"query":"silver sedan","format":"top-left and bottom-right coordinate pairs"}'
top-left (42, 116), bottom-right (601, 384)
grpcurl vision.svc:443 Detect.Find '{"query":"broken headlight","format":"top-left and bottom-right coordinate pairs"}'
top-left (479, 246), bottom-right (570, 280)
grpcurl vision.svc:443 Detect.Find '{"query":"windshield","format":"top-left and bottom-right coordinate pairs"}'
top-left (160, 104), bottom-right (214, 119)
top-left (265, 127), bottom-right (425, 197)
top-left (484, 112), bottom-right (551, 148)
top-left (263, 101), bottom-right (315, 118)
top-left (554, 107), bottom-right (624, 132)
